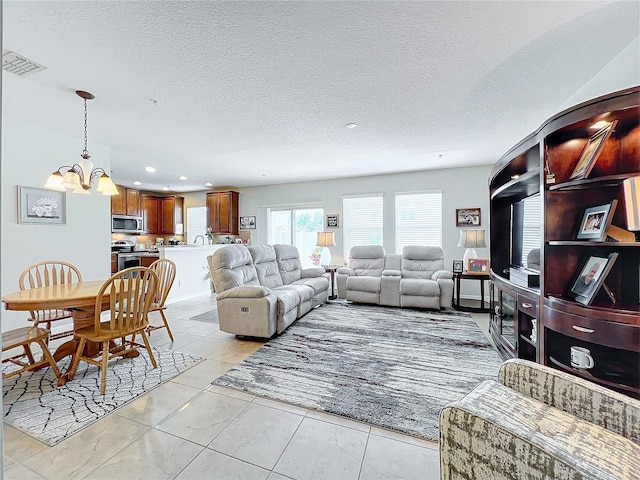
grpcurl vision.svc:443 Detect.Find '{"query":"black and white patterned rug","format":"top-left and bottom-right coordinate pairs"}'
top-left (213, 303), bottom-right (502, 441)
top-left (190, 309), bottom-right (219, 323)
top-left (3, 346), bottom-right (203, 446)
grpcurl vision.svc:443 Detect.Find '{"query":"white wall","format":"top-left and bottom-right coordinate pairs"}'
top-left (182, 164), bottom-right (493, 299)
top-left (1, 120), bottom-right (112, 332)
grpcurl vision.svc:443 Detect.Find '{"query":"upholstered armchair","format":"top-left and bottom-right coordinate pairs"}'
top-left (399, 245), bottom-right (453, 309)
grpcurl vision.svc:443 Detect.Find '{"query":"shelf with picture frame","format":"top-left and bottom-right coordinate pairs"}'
top-left (489, 87), bottom-right (639, 395)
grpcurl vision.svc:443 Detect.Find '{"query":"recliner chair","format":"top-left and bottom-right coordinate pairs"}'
top-left (399, 245), bottom-right (453, 309)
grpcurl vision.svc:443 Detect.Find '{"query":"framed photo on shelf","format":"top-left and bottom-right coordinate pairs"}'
top-left (239, 216), bottom-right (256, 230)
top-left (325, 214), bottom-right (339, 229)
top-left (467, 258), bottom-right (490, 274)
top-left (576, 200), bottom-right (617, 241)
top-left (568, 253), bottom-right (618, 306)
top-left (569, 120), bottom-right (617, 180)
top-left (452, 260), bottom-right (463, 273)
top-left (456, 208), bottom-right (481, 227)
top-left (18, 186), bottom-right (66, 225)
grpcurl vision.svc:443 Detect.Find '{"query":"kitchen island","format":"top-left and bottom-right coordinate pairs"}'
top-left (158, 245), bottom-right (231, 302)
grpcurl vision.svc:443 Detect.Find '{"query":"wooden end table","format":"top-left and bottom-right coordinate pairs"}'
top-left (453, 272), bottom-right (491, 313)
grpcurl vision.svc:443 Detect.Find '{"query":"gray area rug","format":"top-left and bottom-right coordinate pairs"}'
top-left (213, 303), bottom-right (502, 441)
top-left (3, 346), bottom-right (203, 446)
top-left (190, 309), bottom-right (219, 323)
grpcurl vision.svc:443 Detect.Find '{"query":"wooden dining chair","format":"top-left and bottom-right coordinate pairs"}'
top-left (2, 326), bottom-right (62, 381)
top-left (145, 258), bottom-right (176, 342)
top-left (67, 266), bottom-right (158, 395)
top-left (19, 260), bottom-right (82, 342)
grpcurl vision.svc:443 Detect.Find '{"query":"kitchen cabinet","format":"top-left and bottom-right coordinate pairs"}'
top-left (207, 191), bottom-right (239, 235)
top-left (111, 253), bottom-right (118, 275)
top-left (141, 194), bottom-right (184, 235)
top-left (140, 255), bottom-right (159, 268)
top-left (111, 185), bottom-right (141, 216)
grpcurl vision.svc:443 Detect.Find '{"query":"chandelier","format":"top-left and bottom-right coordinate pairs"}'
top-left (44, 90), bottom-right (119, 195)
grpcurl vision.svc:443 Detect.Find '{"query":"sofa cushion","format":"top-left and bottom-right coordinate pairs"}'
top-left (400, 278), bottom-right (439, 297)
top-left (248, 245), bottom-right (284, 288)
top-left (347, 275), bottom-right (381, 293)
top-left (270, 286), bottom-right (303, 315)
top-left (348, 245), bottom-right (386, 277)
top-left (209, 246), bottom-right (260, 292)
top-left (292, 276), bottom-right (329, 295)
top-left (401, 245), bottom-right (445, 279)
top-left (274, 244), bottom-right (303, 284)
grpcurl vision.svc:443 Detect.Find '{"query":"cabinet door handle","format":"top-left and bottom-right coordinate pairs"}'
top-left (521, 303), bottom-right (532, 308)
top-left (572, 325), bottom-right (594, 334)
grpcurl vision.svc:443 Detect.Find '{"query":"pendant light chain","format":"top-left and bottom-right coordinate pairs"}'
top-left (82, 97), bottom-right (90, 158)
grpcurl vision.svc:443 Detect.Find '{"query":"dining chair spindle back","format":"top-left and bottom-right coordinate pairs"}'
top-left (146, 259), bottom-right (177, 342)
top-left (19, 261), bottom-right (83, 342)
top-left (67, 266), bottom-right (158, 395)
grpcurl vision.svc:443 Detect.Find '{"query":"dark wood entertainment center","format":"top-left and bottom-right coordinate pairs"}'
top-left (488, 87), bottom-right (639, 398)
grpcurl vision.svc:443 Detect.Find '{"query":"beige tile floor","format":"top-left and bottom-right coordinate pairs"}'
top-left (3, 294), bottom-right (491, 480)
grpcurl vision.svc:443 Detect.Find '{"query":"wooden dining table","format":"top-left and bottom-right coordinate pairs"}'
top-left (2, 280), bottom-right (138, 385)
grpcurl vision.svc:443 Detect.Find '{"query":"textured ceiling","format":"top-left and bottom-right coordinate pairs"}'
top-left (2, 1), bottom-right (639, 192)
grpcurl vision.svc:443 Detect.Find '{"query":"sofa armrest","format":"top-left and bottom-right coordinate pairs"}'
top-left (382, 269), bottom-right (401, 277)
top-left (431, 269), bottom-right (453, 280)
top-left (216, 285), bottom-right (271, 300)
top-left (301, 267), bottom-right (325, 278)
top-left (499, 358), bottom-right (640, 445)
top-left (337, 267), bottom-right (355, 276)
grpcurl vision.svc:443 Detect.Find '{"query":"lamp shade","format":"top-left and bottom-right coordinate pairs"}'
top-left (457, 229), bottom-right (487, 248)
top-left (623, 176), bottom-right (640, 231)
top-left (317, 231), bottom-right (336, 247)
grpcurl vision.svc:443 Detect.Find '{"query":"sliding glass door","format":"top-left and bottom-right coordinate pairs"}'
top-left (269, 207), bottom-right (324, 267)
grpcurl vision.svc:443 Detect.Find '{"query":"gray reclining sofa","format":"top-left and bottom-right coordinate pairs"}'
top-left (208, 244), bottom-right (329, 338)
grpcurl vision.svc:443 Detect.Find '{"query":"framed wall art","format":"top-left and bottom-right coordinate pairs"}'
top-left (456, 208), bottom-right (481, 227)
top-left (239, 216), bottom-right (256, 230)
top-left (18, 186), bottom-right (66, 225)
top-left (569, 120), bottom-right (617, 180)
top-left (325, 214), bottom-right (339, 229)
top-left (576, 200), bottom-right (617, 241)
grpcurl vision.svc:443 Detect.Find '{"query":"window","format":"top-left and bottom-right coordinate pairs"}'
top-left (342, 194), bottom-right (383, 259)
top-left (395, 191), bottom-right (442, 253)
top-left (186, 206), bottom-right (207, 244)
top-left (268, 207), bottom-right (324, 267)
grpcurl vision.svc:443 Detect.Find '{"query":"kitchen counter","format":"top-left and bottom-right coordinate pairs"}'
top-left (158, 244), bottom-right (232, 302)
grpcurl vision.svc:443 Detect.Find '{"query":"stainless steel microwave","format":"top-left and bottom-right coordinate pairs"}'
top-left (111, 215), bottom-right (143, 234)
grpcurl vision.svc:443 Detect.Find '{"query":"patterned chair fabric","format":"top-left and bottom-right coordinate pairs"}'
top-left (440, 359), bottom-right (640, 479)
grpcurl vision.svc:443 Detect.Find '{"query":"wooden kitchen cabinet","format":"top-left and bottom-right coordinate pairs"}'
top-left (142, 194), bottom-right (184, 235)
top-left (111, 185), bottom-right (142, 216)
top-left (140, 255), bottom-right (159, 267)
top-left (142, 194), bottom-right (160, 234)
top-left (207, 191), bottom-right (239, 235)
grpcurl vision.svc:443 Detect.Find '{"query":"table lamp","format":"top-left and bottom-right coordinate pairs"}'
top-left (623, 175), bottom-right (640, 241)
top-left (457, 229), bottom-right (486, 271)
top-left (317, 232), bottom-right (336, 267)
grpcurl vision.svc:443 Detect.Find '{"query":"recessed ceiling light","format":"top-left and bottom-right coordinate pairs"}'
top-left (162, 185), bottom-right (170, 191)
top-left (346, 123), bottom-right (358, 129)
top-left (178, 176), bottom-right (187, 181)
top-left (145, 166), bottom-right (156, 173)
top-left (205, 182), bottom-right (213, 187)
top-left (133, 181), bottom-right (142, 186)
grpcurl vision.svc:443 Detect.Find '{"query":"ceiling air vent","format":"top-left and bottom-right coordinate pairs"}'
top-left (2, 50), bottom-right (47, 77)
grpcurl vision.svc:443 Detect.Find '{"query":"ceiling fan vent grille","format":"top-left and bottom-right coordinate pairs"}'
top-left (2, 50), bottom-right (47, 77)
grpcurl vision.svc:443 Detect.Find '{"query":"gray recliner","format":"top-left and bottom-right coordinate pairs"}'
top-left (399, 245), bottom-right (453, 309)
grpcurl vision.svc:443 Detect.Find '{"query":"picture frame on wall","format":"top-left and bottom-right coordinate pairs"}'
top-left (569, 120), bottom-right (617, 180)
top-left (576, 200), bottom-right (617, 241)
top-left (568, 253), bottom-right (618, 306)
top-left (239, 216), bottom-right (256, 230)
top-left (467, 258), bottom-right (490, 274)
top-left (456, 208), bottom-right (481, 227)
top-left (18, 186), bottom-right (66, 225)
top-left (452, 260), bottom-right (463, 273)
top-left (325, 214), bottom-right (339, 229)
